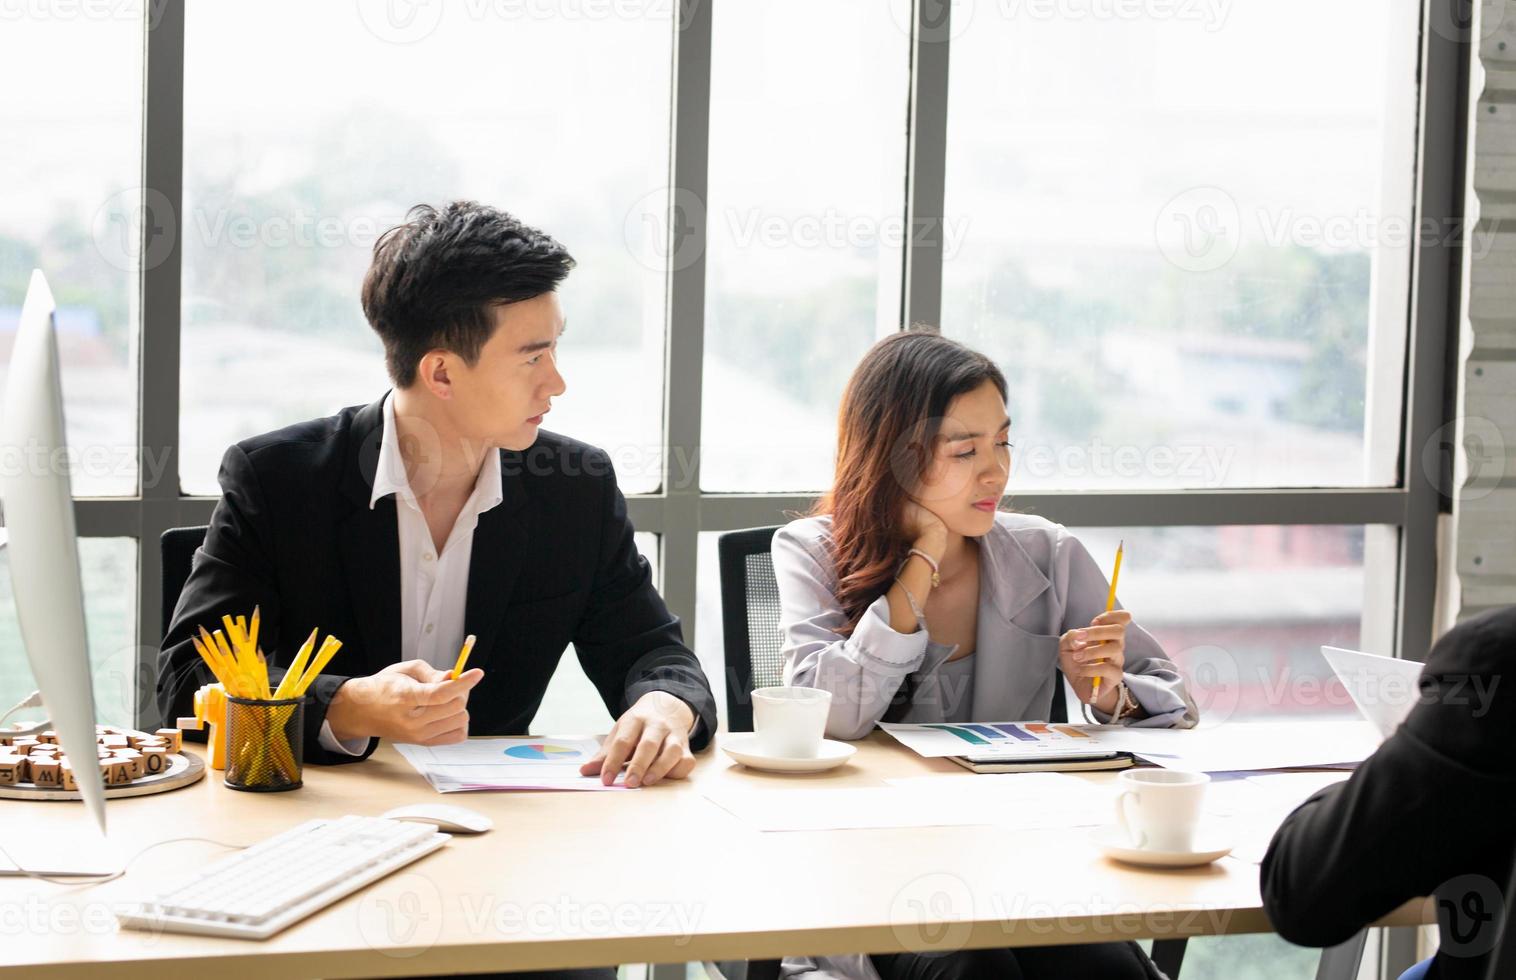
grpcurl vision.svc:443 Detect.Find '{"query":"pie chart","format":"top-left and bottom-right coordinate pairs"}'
top-left (504, 743), bottom-right (583, 761)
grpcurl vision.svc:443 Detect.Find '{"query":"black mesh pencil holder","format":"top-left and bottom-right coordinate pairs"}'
top-left (224, 695), bottom-right (305, 792)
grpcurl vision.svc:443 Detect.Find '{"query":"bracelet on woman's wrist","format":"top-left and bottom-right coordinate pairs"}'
top-left (902, 548), bottom-right (941, 588)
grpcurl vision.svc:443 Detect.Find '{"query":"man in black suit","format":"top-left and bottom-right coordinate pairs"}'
top-left (1261, 606), bottom-right (1516, 980)
top-left (158, 201), bottom-right (716, 792)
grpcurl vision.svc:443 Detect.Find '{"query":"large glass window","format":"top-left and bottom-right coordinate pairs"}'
top-left (180, 2), bottom-right (672, 494)
top-left (941, 0), bottom-right (1420, 490)
top-left (1070, 525), bottom-right (1395, 723)
top-left (0, 538), bottom-right (138, 729)
top-left (700, 0), bottom-right (910, 491)
top-left (0, 14), bottom-right (142, 496)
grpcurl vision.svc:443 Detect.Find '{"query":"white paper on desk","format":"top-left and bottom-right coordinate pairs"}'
top-left (394, 736), bottom-right (632, 792)
top-left (1210, 771), bottom-right (1353, 864)
top-left (1322, 646), bottom-right (1425, 738)
top-left (1082, 720), bottom-right (1383, 773)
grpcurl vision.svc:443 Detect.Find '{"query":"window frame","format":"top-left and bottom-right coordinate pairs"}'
top-left (37, 4), bottom-right (1458, 974)
top-left (65, 0), bottom-right (1454, 768)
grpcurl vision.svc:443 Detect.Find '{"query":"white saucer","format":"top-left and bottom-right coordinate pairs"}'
top-left (1089, 825), bottom-right (1233, 868)
top-left (721, 734), bottom-right (857, 773)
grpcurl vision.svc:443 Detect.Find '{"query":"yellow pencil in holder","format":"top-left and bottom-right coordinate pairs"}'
top-left (223, 694), bottom-right (306, 792)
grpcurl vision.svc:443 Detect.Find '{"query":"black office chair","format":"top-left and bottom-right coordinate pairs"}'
top-left (717, 526), bottom-right (788, 732)
top-left (161, 526), bottom-right (209, 631)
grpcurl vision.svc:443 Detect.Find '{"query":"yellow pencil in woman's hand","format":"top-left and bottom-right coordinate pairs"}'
top-left (1092, 539), bottom-right (1123, 699)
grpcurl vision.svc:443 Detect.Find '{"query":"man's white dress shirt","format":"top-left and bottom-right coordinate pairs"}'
top-left (318, 391), bottom-right (503, 755)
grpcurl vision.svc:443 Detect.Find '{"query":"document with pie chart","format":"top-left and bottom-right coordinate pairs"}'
top-left (394, 736), bottom-right (631, 792)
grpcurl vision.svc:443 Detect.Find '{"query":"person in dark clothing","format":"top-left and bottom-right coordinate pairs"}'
top-left (158, 202), bottom-right (716, 788)
top-left (1261, 606), bottom-right (1516, 980)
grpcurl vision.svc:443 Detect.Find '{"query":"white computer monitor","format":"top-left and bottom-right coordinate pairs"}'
top-left (0, 270), bottom-right (108, 834)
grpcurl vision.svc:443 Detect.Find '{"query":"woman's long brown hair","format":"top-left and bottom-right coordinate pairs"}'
top-left (813, 330), bottom-right (1008, 636)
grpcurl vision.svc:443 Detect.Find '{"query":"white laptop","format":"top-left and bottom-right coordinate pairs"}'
top-left (1321, 646), bottom-right (1425, 739)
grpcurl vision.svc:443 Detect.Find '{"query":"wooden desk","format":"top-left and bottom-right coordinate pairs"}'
top-left (0, 734), bottom-right (1429, 979)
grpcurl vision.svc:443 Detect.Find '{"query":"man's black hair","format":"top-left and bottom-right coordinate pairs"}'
top-left (361, 201), bottom-right (575, 387)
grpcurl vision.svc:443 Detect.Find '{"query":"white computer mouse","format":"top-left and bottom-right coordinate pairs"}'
top-left (381, 803), bottom-right (494, 834)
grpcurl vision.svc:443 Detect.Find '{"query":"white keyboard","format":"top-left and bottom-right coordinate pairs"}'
top-left (116, 815), bottom-right (450, 940)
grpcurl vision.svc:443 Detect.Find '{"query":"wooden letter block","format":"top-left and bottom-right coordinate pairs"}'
top-left (29, 759), bottom-right (61, 787)
top-left (98, 759), bottom-right (123, 786)
top-left (140, 747), bottom-right (168, 775)
top-left (154, 729), bottom-right (183, 753)
top-left (37, 731), bottom-right (58, 744)
top-left (11, 739), bottom-right (38, 756)
top-left (0, 757), bottom-right (19, 785)
top-left (60, 762), bottom-right (77, 792)
top-left (100, 734), bottom-right (128, 750)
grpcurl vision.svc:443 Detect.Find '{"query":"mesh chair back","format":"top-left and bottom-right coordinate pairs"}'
top-left (160, 526), bottom-right (209, 634)
top-left (718, 527), bottom-right (786, 731)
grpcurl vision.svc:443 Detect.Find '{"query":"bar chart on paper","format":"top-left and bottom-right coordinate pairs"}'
top-left (879, 721), bottom-right (1124, 760)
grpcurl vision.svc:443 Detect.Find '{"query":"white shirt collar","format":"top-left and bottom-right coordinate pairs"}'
top-left (369, 390), bottom-right (504, 514)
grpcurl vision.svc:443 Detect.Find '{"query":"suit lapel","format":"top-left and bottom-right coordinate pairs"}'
top-left (463, 451), bottom-right (530, 669)
top-left (979, 520), bottom-right (1053, 625)
top-left (337, 394), bottom-right (402, 671)
top-left (338, 496), bottom-right (402, 670)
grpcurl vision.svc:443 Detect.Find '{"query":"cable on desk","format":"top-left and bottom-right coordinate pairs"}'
top-left (0, 835), bottom-right (250, 890)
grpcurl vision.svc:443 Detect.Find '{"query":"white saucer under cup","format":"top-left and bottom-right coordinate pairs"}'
top-left (1114, 768), bottom-right (1209, 853)
top-left (721, 734), bottom-right (857, 773)
top-left (751, 686), bottom-right (831, 759)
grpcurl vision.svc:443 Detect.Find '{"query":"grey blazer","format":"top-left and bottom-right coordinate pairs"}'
top-left (772, 512), bottom-right (1199, 740)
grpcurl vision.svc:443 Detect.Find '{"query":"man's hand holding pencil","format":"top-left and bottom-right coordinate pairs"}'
top-left (325, 659), bottom-right (484, 746)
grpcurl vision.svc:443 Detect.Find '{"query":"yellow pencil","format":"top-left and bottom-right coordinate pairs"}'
top-left (191, 636), bottom-right (232, 688)
top-left (197, 627), bottom-right (243, 696)
top-left (273, 627), bottom-right (320, 700)
top-left (292, 637), bottom-right (343, 698)
top-left (1092, 539), bottom-right (1123, 699)
top-left (450, 634), bottom-right (477, 680)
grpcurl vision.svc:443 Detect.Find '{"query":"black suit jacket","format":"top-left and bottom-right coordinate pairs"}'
top-left (157, 395), bottom-right (717, 766)
top-left (1261, 606), bottom-right (1516, 980)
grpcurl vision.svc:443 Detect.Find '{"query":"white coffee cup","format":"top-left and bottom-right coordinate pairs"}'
top-left (751, 686), bottom-right (832, 759)
top-left (1114, 769), bottom-right (1209, 853)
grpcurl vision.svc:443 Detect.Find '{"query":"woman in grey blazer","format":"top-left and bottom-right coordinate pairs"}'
top-left (772, 331), bottom-right (1194, 980)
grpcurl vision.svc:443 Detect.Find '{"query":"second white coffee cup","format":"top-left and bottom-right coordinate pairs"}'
top-left (1114, 768), bottom-right (1209, 852)
top-left (751, 686), bottom-right (832, 759)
